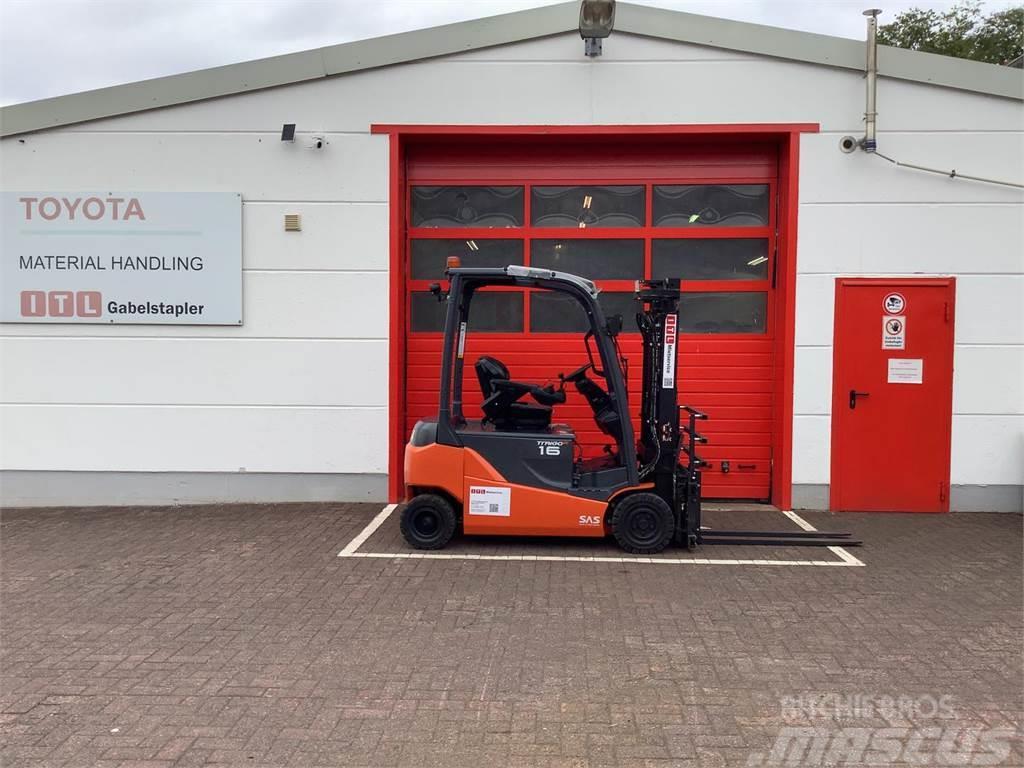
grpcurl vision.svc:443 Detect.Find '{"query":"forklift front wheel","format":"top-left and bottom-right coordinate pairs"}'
top-left (400, 494), bottom-right (458, 550)
top-left (610, 493), bottom-right (674, 554)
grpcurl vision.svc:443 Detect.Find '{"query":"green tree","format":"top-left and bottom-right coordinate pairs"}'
top-left (877, 2), bottom-right (1024, 65)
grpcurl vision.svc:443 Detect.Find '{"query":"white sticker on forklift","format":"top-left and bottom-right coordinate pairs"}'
top-left (457, 321), bottom-right (467, 359)
top-left (887, 358), bottom-right (923, 384)
top-left (468, 486), bottom-right (511, 516)
top-left (882, 315), bottom-right (905, 350)
top-left (662, 313), bottom-right (678, 389)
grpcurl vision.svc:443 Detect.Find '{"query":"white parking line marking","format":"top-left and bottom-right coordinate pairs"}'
top-left (338, 503), bottom-right (395, 556)
top-left (339, 504), bottom-right (865, 567)
top-left (782, 509), bottom-right (866, 567)
top-left (781, 509), bottom-right (817, 531)
top-left (827, 545), bottom-right (866, 566)
top-left (344, 550), bottom-right (849, 566)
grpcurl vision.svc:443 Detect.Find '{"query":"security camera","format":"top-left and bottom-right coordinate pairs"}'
top-left (839, 136), bottom-right (859, 153)
top-left (307, 136), bottom-right (326, 150)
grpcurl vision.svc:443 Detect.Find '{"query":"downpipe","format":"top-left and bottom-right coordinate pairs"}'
top-left (861, 8), bottom-right (881, 152)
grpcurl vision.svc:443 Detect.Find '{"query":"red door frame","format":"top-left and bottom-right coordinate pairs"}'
top-left (829, 276), bottom-right (956, 512)
top-left (371, 124), bottom-right (819, 508)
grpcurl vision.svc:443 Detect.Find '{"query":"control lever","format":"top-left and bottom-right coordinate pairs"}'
top-left (533, 384), bottom-right (566, 405)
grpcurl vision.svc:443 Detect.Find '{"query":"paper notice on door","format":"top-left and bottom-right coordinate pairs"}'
top-left (887, 358), bottom-right (923, 384)
top-left (468, 486), bottom-right (511, 516)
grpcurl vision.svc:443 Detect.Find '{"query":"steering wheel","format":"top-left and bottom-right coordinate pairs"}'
top-left (560, 363), bottom-right (593, 384)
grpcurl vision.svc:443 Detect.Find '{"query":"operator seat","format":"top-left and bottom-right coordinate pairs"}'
top-left (475, 356), bottom-right (563, 431)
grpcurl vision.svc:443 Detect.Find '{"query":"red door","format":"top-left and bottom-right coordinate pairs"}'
top-left (830, 278), bottom-right (955, 512)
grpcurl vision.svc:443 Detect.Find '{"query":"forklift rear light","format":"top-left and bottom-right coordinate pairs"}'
top-left (446, 256), bottom-right (462, 271)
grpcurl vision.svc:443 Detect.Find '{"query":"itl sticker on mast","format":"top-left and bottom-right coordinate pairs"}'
top-left (662, 313), bottom-right (678, 388)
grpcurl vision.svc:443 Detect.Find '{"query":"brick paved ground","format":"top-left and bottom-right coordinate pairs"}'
top-left (1, 503), bottom-right (1021, 768)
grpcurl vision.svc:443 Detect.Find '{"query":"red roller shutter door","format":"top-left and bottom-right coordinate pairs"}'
top-left (404, 140), bottom-right (778, 500)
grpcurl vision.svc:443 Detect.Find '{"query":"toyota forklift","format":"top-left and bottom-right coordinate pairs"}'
top-left (400, 261), bottom-right (858, 554)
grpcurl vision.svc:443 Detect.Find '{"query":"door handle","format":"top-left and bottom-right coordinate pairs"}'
top-left (849, 390), bottom-right (870, 409)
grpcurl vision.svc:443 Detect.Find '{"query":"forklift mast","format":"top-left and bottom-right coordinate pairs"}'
top-left (636, 279), bottom-right (705, 547)
top-left (637, 280), bottom-right (681, 483)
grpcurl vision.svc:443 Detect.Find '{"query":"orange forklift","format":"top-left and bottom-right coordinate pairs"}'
top-left (400, 261), bottom-right (858, 554)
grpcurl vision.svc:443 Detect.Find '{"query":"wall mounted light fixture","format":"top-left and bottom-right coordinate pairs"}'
top-left (579, 0), bottom-right (615, 57)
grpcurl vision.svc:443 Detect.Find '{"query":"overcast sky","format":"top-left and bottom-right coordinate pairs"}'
top-left (0, 0), bottom-right (1016, 106)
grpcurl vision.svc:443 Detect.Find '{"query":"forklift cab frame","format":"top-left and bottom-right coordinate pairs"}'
top-left (431, 265), bottom-right (640, 499)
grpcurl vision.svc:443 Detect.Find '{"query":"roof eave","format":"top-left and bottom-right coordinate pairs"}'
top-left (616, 2), bottom-right (1024, 99)
top-left (0, 1), bottom-right (579, 138)
top-left (1, 0), bottom-right (1020, 139)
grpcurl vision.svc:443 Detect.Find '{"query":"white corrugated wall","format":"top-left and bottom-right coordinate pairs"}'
top-left (1, 32), bottom-right (1020, 507)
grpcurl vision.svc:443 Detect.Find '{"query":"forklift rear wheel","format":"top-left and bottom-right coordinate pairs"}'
top-left (400, 494), bottom-right (457, 550)
top-left (610, 493), bottom-right (674, 554)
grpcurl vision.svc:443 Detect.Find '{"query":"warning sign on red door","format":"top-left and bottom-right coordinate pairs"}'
top-left (883, 292), bottom-right (906, 314)
top-left (882, 315), bottom-right (906, 350)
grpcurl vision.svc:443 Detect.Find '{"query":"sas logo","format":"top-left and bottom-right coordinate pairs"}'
top-left (470, 488), bottom-right (488, 495)
top-left (579, 515), bottom-right (603, 527)
top-left (20, 290), bottom-right (102, 318)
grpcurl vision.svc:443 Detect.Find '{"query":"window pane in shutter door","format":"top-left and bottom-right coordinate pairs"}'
top-left (531, 186), bottom-right (644, 228)
top-left (530, 291), bottom-right (639, 333)
top-left (531, 239), bottom-right (643, 280)
top-left (652, 239), bottom-right (769, 281)
top-left (598, 292), bottom-right (641, 333)
top-left (410, 291), bottom-right (523, 333)
top-left (679, 292), bottom-right (767, 334)
top-left (411, 239), bottom-right (522, 280)
top-left (530, 291), bottom-right (588, 333)
top-left (654, 185), bottom-right (769, 227)
top-left (411, 186), bottom-right (524, 228)
top-left (410, 292), bottom-right (447, 332)
top-left (467, 291), bottom-right (524, 332)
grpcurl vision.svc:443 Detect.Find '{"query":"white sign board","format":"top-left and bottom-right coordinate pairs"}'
top-left (1, 192), bottom-right (242, 325)
top-left (888, 358), bottom-right (923, 384)
top-left (468, 486), bottom-right (511, 517)
top-left (882, 315), bottom-right (906, 350)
